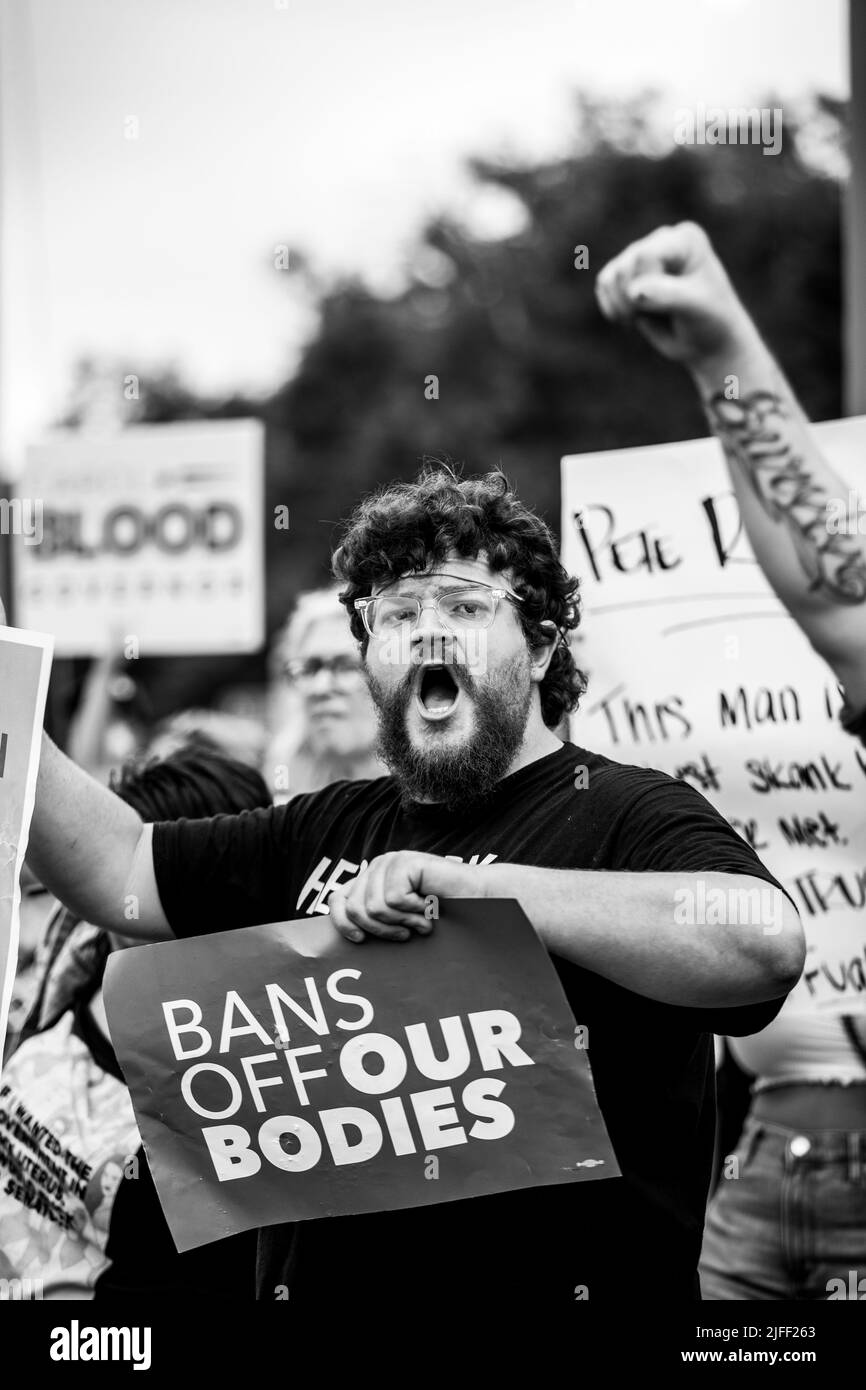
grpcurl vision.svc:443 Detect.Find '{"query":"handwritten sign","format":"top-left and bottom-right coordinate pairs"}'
top-left (0, 626), bottom-right (53, 1056)
top-left (12, 420), bottom-right (265, 656)
top-left (562, 416), bottom-right (866, 1016)
top-left (104, 900), bottom-right (619, 1253)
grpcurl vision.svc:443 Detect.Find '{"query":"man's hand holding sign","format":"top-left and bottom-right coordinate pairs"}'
top-left (327, 850), bottom-right (460, 941)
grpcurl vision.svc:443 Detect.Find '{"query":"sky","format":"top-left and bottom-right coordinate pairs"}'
top-left (0, 0), bottom-right (849, 474)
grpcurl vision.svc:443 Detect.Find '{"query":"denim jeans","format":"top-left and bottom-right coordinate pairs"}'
top-left (700, 1115), bottom-right (866, 1300)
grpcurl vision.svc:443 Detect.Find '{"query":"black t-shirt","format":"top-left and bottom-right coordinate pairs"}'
top-left (151, 741), bottom-right (789, 1309)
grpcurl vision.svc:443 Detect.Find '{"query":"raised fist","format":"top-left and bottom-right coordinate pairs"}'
top-left (595, 221), bottom-right (758, 371)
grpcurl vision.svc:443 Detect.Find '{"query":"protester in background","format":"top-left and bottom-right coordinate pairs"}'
top-left (66, 632), bottom-right (268, 783)
top-left (597, 220), bottom-right (866, 1300)
top-left (266, 584), bottom-right (385, 799)
top-left (596, 220), bottom-right (866, 734)
top-left (0, 743), bottom-right (271, 1300)
top-left (3, 866), bottom-right (62, 1063)
top-left (65, 638), bottom-right (151, 782)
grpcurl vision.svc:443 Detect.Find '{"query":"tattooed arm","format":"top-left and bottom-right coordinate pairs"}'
top-left (596, 222), bottom-right (866, 712)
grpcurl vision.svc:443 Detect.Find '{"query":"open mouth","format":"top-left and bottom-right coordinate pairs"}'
top-left (415, 664), bottom-right (461, 721)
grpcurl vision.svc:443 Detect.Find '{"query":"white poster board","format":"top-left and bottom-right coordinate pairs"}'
top-left (562, 416), bottom-right (866, 1017)
top-left (12, 420), bottom-right (265, 656)
top-left (0, 627), bottom-right (53, 1057)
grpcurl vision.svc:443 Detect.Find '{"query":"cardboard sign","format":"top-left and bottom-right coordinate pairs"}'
top-left (561, 416), bottom-right (866, 1016)
top-left (0, 626), bottom-right (53, 1056)
top-left (12, 420), bottom-right (265, 656)
top-left (104, 900), bottom-right (619, 1253)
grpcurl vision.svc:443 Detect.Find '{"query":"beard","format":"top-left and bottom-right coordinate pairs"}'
top-left (365, 654), bottom-right (532, 812)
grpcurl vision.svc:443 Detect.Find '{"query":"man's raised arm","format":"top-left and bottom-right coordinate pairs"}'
top-left (595, 221), bottom-right (866, 716)
top-left (28, 732), bottom-right (171, 940)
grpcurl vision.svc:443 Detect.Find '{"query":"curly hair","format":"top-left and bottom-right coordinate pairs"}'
top-left (332, 463), bottom-right (586, 728)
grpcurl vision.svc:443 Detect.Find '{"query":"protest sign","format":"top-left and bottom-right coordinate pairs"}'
top-left (0, 626), bottom-right (53, 1056)
top-left (104, 899), bottom-right (619, 1253)
top-left (561, 416), bottom-right (866, 1016)
top-left (12, 420), bottom-right (265, 656)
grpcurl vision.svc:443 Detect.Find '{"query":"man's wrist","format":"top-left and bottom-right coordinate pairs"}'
top-left (475, 860), bottom-right (539, 905)
top-left (474, 861), bottom-right (554, 922)
top-left (475, 861), bottom-right (506, 900)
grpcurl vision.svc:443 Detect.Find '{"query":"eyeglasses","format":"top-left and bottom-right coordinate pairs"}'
top-left (354, 582), bottom-right (523, 637)
top-left (284, 655), bottom-right (364, 683)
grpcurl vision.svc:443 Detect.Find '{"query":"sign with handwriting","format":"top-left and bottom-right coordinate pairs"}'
top-left (562, 416), bottom-right (866, 1016)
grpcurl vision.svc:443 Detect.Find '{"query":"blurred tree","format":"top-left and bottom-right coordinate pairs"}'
top-left (59, 357), bottom-right (259, 427)
top-left (269, 93), bottom-right (843, 590)
top-left (56, 93), bottom-right (845, 721)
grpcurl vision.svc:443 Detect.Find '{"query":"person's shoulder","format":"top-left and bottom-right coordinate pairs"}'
top-left (567, 742), bottom-right (697, 803)
top-left (284, 772), bottom-right (400, 825)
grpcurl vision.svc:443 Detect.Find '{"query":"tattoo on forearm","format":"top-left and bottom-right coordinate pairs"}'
top-left (705, 390), bottom-right (866, 603)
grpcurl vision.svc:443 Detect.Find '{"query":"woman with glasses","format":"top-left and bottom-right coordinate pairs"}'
top-left (266, 586), bottom-right (386, 800)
